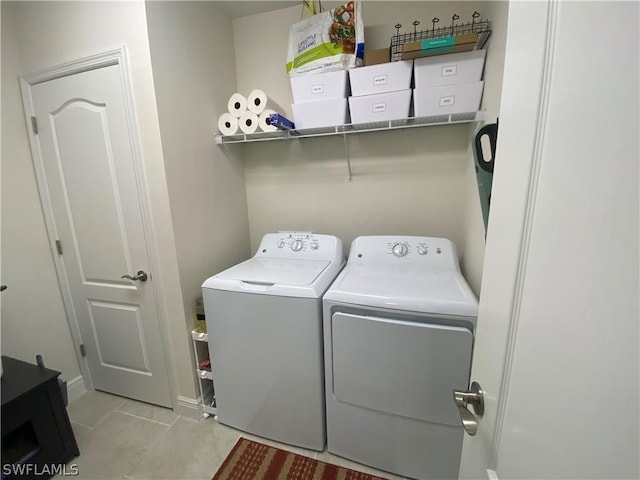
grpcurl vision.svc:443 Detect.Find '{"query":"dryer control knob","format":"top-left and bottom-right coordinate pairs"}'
top-left (417, 245), bottom-right (428, 255)
top-left (392, 243), bottom-right (408, 258)
top-left (277, 240), bottom-right (285, 248)
top-left (310, 241), bottom-right (319, 250)
top-left (291, 239), bottom-right (304, 252)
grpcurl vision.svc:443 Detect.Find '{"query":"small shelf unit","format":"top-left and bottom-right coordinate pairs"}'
top-left (190, 329), bottom-right (217, 418)
top-left (214, 111), bottom-right (485, 145)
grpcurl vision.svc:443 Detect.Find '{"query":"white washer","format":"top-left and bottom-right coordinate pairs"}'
top-left (202, 232), bottom-right (343, 451)
top-left (323, 236), bottom-right (478, 479)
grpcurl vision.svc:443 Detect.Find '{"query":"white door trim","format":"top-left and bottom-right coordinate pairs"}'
top-left (20, 47), bottom-right (125, 85)
top-left (20, 46), bottom-right (178, 410)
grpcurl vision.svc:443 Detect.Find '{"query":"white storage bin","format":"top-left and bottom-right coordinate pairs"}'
top-left (349, 89), bottom-right (412, 124)
top-left (292, 98), bottom-right (349, 129)
top-left (290, 70), bottom-right (350, 103)
top-left (349, 60), bottom-right (413, 96)
top-left (414, 50), bottom-right (486, 88)
top-left (413, 82), bottom-right (484, 117)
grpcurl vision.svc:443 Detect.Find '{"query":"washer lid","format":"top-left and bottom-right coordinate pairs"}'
top-left (324, 265), bottom-right (478, 317)
top-left (216, 257), bottom-right (331, 285)
top-left (202, 257), bottom-right (339, 298)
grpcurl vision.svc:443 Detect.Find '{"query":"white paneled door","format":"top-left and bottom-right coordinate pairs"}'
top-left (26, 61), bottom-right (172, 408)
top-left (460, 1), bottom-right (638, 478)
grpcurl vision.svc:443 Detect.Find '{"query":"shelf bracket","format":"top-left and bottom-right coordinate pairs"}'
top-left (343, 133), bottom-right (353, 182)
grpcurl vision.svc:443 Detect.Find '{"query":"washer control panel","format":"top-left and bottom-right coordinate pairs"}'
top-left (350, 236), bottom-right (459, 271)
top-left (256, 232), bottom-right (342, 262)
top-left (275, 233), bottom-right (316, 252)
top-left (387, 240), bottom-right (443, 259)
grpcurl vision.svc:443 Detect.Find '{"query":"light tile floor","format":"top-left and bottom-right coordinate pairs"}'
top-left (61, 391), bottom-right (407, 480)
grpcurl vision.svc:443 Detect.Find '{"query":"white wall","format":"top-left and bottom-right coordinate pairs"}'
top-left (145, 0), bottom-right (251, 387)
top-left (1, 0), bottom-right (197, 405)
top-left (1, 3), bottom-right (81, 380)
top-left (232, 1), bottom-right (508, 294)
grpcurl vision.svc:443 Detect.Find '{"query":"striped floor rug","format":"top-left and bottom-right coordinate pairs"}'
top-left (212, 438), bottom-right (388, 480)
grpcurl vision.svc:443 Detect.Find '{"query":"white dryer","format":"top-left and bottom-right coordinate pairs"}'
top-left (202, 232), bottom-right (343, 451)
top-left (323, 236), bottom-right (478, 479)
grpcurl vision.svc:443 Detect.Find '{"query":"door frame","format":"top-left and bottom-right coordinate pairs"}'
top-left (19, 46), bottom-right (177, 409)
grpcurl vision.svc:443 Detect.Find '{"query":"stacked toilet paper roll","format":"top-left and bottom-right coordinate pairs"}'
top-left (239, 110), bottom-right (259, 134)
top-left (258, 109), bottom-right (278, 133)
top-left (218, 93), bottom-right (247, 135)
top-left (227, 93), bottom-right (247, 118)
top-left (247, 89), bottom-right (283, 116)
top-left (219, 90), bottom-right (283, 135)
top-left (218, 113), bottom-right (239, 136)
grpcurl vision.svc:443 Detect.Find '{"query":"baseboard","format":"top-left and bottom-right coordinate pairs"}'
top-left (66, 375), bottom-right (87, 403)
top-left (175, 395), bottom-right (202, 420)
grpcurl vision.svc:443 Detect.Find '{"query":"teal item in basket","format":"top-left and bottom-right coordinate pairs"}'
top-left (420, 36), bottom-right (456, 49)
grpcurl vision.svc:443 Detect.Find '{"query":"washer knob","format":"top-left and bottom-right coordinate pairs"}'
top-left (310, 241), bottom-right (319, 250)
top-left (392, 243), bottom-right (408, 258)
top-left (417, 245), bottom-right (428, 255)
top-left (277, 240), bottom-right (285, 248)
top-left (291, 239), bottom-right (304, 252)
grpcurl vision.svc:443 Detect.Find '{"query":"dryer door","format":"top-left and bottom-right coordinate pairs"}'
top-left (330, 312), bottom-right (473, 426)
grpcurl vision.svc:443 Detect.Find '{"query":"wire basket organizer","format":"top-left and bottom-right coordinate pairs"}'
top-left (390, 12), bottom-right (492, 62)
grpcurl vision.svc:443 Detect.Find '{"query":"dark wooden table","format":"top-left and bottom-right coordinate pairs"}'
top-left (1, 356), bottom-right (79, 479)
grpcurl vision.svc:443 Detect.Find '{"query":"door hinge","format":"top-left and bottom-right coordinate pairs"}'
top-left (55, 240), bottom-right (63, 255)
top-left (31, 116), bottom-right (39, 135)
top-left (80, 344), bottom-right (86, 357)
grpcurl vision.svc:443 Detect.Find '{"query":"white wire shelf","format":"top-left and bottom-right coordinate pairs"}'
top-left (214, 111), bottom-right (485, 145)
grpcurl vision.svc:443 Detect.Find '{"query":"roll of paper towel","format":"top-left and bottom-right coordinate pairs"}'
top-left (218, 113), bottom-right (239, 136)
top-left (227, 93), bottom-right (247, 117)
top-left (258, 109), bottom-right (278, 133)
top-left (246, 89), bottom-right (282, 115)
top-left (239, 111), bottom-right (259, 134)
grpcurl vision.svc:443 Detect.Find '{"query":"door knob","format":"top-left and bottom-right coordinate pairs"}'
top-left (453, 381), bottom-right (484, 436)
top-left (121, 270), bottom-right (148, 282)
